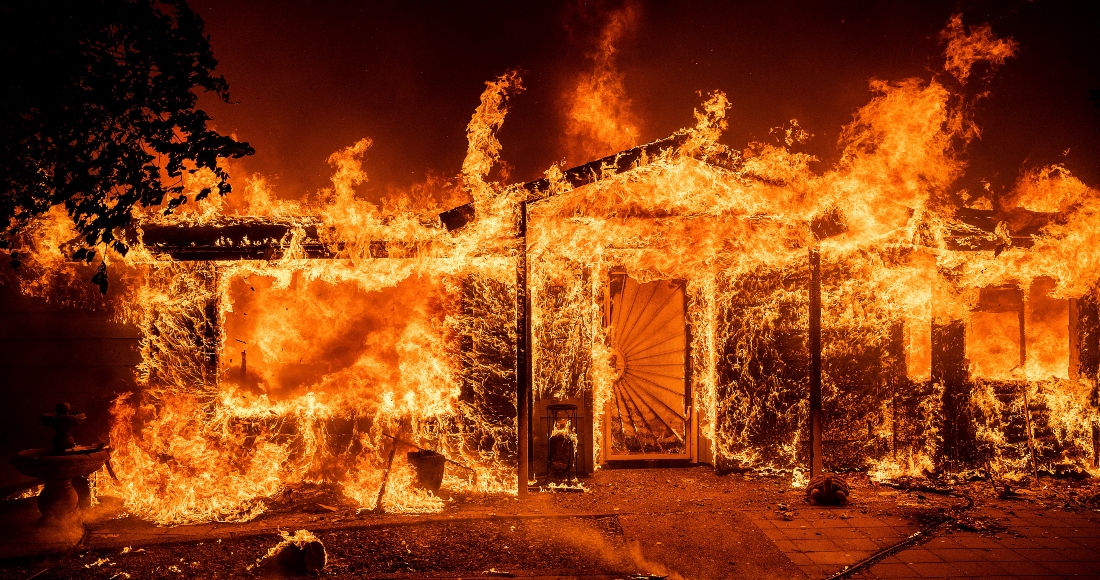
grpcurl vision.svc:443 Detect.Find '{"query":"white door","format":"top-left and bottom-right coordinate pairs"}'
top-left (604, 274), bottom-right (690, 460)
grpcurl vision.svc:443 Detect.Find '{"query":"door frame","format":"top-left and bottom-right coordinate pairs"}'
top-left (601, 271), bottom-right (693, 462)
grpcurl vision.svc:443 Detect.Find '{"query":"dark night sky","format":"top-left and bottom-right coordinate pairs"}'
top-left (189, 0), bottom-right (1100, 205)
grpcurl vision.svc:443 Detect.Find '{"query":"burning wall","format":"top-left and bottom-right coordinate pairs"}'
top-left (525, 19), bottom-right (1100, 483)
top-left (78, 77), bottom-right (531, 524)
top-left (529, 145), bottom-right (1099, 482)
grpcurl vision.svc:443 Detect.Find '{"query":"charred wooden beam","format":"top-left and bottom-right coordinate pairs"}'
top-left (139, 221), bottom-right (408, 261)
top-left (439, 203), bottom-right (476, 233)
top-left (943, 207), bottom-right (1058, 252)
top-left (889, 322), bottom-right (906, 462)
top-left (440, 133), bottom-right (694, 233)
top-left (1019, 296), bottom-right (1040, 484)
top-left (523, 133), bottom-right (693, 200)
top-left (975, 285), bottom-right (1025, 313)
top-left (202, 265), bottom-right (220, 383)
top-left (954, 207), bottom-right (1058, 236)
top-left (140, 220), bottom-right (334, 261)
top-left (143, 134), bottom-right (695, 257)
top-left (1071, 287), bottom-right (1100, 469)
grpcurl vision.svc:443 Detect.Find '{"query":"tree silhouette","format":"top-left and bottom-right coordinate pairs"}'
top-left (0, 0), bottom-right (253, 292)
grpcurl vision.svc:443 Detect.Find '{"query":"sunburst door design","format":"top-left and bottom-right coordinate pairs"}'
top-left (605, 274), bottom-right (689, 459)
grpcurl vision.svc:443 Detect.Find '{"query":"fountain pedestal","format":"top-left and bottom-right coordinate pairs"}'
top-left (9, 404), bottom-right (110, 528)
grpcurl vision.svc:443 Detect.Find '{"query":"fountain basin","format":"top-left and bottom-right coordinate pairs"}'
top-left (11, 448), bottom-right (110, 481)
top-left (10, 447), bottom-right (111, 527)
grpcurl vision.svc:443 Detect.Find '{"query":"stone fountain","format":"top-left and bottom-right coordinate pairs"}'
top-left (10, 403), bottom-right (111, 527)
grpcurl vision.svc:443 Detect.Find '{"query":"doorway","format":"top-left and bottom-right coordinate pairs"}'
top-left (604, 273), bottom-right (690, 460)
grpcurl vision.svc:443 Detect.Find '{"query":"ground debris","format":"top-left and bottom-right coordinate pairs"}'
top-left (998, 486), bottom-right (1032, 500)
top-left (954, 514), bottom-right (1005, 535)
top-left (0, 466), bottom-right (926, 579)
top-left (879, 475), bottom-right (954, 496)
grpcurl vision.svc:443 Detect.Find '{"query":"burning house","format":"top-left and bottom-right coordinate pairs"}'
top-left (2, 9), bottom-right (1098, 535)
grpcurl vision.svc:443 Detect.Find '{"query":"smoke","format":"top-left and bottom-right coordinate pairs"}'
top-left (626, 540), bottom-right (684, 580)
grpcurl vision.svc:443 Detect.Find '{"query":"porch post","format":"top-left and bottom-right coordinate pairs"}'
top-left (517, 203), bottom-right (530, 497)
top-left (1020, 294), bottom-right (1040, 484)
top-left (809, 246), bottom-right (823, 478)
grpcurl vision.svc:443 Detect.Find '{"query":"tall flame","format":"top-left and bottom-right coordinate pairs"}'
top-left (563, 2), bottom-right (642, 164)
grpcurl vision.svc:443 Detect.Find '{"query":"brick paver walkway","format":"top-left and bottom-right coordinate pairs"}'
top-left (748, 509), bottom-right (918, 579)
top-left (852, 506), bottom-right (1100, 579)
top-left (747, 492), bottom-right (1100, 580)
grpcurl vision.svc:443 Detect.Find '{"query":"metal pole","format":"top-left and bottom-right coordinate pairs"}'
top-left (516, 203), bottom-right (529, 497)
top-left (809, 246), bottom-right (823, 478)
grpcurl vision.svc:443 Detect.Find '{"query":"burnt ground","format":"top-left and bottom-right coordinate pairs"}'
top-left (0, 467), bottom-right (1098, 579)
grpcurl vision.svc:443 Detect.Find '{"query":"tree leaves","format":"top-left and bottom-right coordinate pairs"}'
top-left (0, 0), bottom-right (253, 292)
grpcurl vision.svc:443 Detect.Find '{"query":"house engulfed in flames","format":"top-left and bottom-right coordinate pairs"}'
top-left (6, 17), bottom-right (1099, 526)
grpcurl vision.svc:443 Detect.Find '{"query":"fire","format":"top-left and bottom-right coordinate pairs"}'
top-left (563, 2), bottom-right (642, 165)
top-left (90, 74), bottom-right (527, 524)
top-left (527, 13), bottom-right (1098, 482)
top-left (942, 14), bottom-right (1019, 84)
top-left (5, 13), bottom-right (1098, 526)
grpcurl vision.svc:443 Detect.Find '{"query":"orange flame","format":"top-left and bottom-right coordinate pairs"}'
top-left (942, 13), bottom-right (1019, 84)
top-left (563, 2), bottom-right (642, 164)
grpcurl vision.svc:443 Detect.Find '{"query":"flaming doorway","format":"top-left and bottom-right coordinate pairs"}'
top-left (604, 273), bottom-right (690, 460)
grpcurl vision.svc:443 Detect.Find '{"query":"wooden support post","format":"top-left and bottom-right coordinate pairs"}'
top-left (809, 247), bottom-right (823, 478)
top-left (1093, 423), bottom-right (1100, 469)
top-left (1019, 299), bottom-right (1027, 374)
top-left (202, 265), bottom-right (221, 386)
top-left (892, 390), bottom-right (898, 462)
top-left (1020, 298), bottom-right (1040, 485)
top-left (1077, 288), bottom-right (1100, 381)
top-left (890, 322), bottom-right (904, 461)
top-left (516, 204), bottom-right (530, 497)
top-left (1070, 298), bottom-right (1080, 381)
